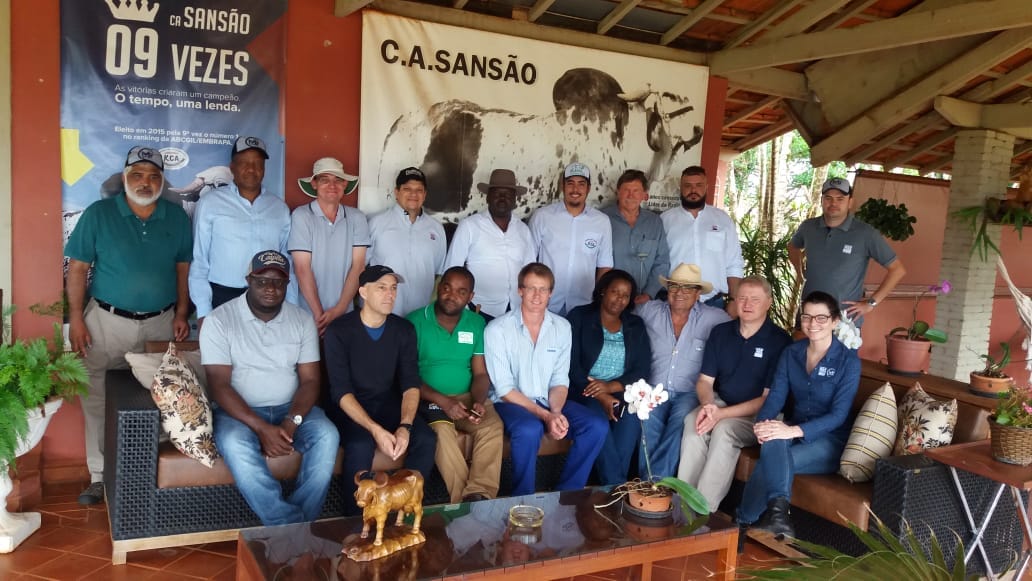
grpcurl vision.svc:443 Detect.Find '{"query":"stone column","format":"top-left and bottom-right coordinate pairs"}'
top-left (929, 129), bottom-right (1013, 381)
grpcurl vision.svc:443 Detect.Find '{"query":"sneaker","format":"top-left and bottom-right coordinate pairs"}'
top-left (78, 482), bottom-right (105, 505)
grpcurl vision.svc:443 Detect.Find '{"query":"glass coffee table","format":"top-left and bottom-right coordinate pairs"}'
top-left (236, 488), bottom-right (738, 580)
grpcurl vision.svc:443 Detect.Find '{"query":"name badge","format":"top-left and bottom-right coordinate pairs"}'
top-left (457, 331), bottom-right (474, 344)
top-left (754, 347), bottom-right (764, 358)
top-left (546, 347), bottom-right (558, 353)
top-left (818, 366), bottom-right (828, 376)
top-left (842, 244), bottom-right (853, 254)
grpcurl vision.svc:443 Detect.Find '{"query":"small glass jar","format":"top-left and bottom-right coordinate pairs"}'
top-left (508, 504), bottom-right (544, 544)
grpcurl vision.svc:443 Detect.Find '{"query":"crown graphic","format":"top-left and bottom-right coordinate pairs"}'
top-left (105, 0), bottom-right (160, 24)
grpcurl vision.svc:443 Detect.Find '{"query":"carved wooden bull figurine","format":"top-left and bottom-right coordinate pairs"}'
top-left (354, 469), bottom-right (424, 546)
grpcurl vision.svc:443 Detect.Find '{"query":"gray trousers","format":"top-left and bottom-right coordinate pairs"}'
top-left (677, 399), bottom-right (758, 513)
top-left (82, 299), bottom-right (175, 482)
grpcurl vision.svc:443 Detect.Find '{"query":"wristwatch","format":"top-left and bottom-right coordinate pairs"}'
top-left (291, 414), bottom-right (303, 426)
top-left (867, 298), bottom-right (878, 307)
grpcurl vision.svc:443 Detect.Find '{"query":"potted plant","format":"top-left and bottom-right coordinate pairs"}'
top-left (0, 306), bottom-right (88, 552)
top-left (855, 198), bottom-right (917, 242)
top-left (953, 198), bottom-right (1032, 260)
top-left (886, 281), bottom-right (951, 376)
top-left (989, 384), bottom-right (1032, 465)
top-left (599, 380), bottom-right (709, 519)
top-left (969, 342), bottom-right (1015, 397)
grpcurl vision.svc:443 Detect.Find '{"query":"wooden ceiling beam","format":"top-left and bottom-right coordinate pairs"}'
top-left (721, 68), bottom-right (809, 101)
top-left (710, 0), bottom-right (1032, 74)
top-left (809, 28), bottom-right (1032, 166)
top-left (598, 0), bottom-right (642, 35)
top-left (527, 0), bottom-right (555, 22)
top-left (816, 0), bottom-right (879, 31)
top-left (762, 0), bottom-right (854, 40)
top-left (723, 0), bottom-right (805, 50)
top-left (658, 0), bottom-right (724, 46)
top-left (334, 0), bottom-right (375, 17)
top-left (935, 98), bottom-right (1032, 139)
top-left (723, 96), bottom-right (781, 129)
top-left (731, 119), bottom-right (795, 151)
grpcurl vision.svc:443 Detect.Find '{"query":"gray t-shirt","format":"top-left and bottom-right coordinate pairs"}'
top-left (200, 295), bottom-right (320, 407)
top-left (791, 213), bottom-right (897, 308)
top-left (287, 201), bottom-right (370, 314)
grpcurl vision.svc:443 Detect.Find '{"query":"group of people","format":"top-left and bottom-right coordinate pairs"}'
top-left (66, 137), bottom-right (906, 544)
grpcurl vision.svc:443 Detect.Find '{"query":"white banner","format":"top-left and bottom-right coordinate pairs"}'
top-left (359, 11), bottom-right (709, 222)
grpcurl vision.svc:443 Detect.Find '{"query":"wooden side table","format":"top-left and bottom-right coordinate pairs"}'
top-left (925, 440), bottom-right (1032, 580)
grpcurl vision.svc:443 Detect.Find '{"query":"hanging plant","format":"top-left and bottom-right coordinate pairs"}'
top-left (855, 198), bottom-right (917, 242)
top-left (952, 196), bottom-right (1032, 260)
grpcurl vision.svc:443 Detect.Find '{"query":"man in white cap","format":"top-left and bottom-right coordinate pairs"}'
top-left (65, 145), bottom-right (193, 504)
top-left (635, 263), bottom-right (731, 478)
top-left (288, 157), bottom-right (369, 335)
top-left (367, 167), bottom-right (447, 316)
top-left (529, 162), bottom-right (613, 315)
top-left (190, 136), bottom-right (291, 324)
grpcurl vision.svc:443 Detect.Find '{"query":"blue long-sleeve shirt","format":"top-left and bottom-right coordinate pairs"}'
top-left (756, 337), bottom-right (860, 443)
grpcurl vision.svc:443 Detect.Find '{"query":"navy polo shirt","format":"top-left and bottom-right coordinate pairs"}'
top-left (699, 318), bottom-right (792, 406)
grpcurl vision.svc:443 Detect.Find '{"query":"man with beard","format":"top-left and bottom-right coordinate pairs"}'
top-left (65, 146), bottom-right (193, 505)
top-left (529, 163), bottom-right (613, 315)
top-left (407, 266), bottom-right (503, 503)
top-left (202, 250), bottom-right (339, 525)
top-left (190, 136), bottom-right (291, 323)
top-left (446, 169), bottom-right (536, 319)
top-left (661, 166), bottom-right (744, 315)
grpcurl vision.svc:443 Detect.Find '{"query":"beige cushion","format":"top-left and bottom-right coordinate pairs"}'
top-left (126, 348), bottom-right (207, 389)
top-left (150, 344), bottom-right (219, 468)
top-left (840, 382), bottom-right (897, 483)
top-left (894, 383), bottom-right (957, 455)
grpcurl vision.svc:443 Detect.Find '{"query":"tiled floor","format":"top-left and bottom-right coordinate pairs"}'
top-left (1, 480), bottom-right (786, 580)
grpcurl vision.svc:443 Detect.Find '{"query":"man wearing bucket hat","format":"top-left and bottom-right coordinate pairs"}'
top-left (288, 157), bottom-right (369, 334)
top-left (66, 145), bottom-right (193, 504)
top-left (635, 263), bottom-right (731, 478)
top-left (529, 162), bottom-right (614, 315)
top-left (446, 168), bottom-right (536, 318)
top-left (367, 167), bottom-right (447, 316)
top-left (190, 136), bottom-right (291, 323)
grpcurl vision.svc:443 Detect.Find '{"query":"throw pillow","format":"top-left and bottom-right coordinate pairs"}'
top-left (126, 348), bottom-right (207, 389)
top-left (894, 382), bottom-right (958, 455)
top-left (150, 343), bottom-right (218, 467)
top-left (839, 383), bottom-right (897, 483)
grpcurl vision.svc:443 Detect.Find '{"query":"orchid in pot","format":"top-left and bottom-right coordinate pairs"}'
top-left (599, 380), bottom-right (709, 517)
top-left (886, 280), bottom-right (951, 376)
top-left (888, 280), bottom-right (952, 343)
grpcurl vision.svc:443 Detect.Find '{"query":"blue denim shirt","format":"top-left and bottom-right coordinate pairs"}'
top-left (757, 337), bottom-right (860, 442)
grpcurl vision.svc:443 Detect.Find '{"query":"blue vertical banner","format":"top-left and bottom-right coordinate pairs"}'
top-left (60, 0), bottom-right (288, 224)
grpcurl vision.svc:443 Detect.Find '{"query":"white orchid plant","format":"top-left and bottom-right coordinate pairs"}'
top-left (835, 316), bottom-right (863, 350)
top-left (621, 379), bottom-right (709, 515)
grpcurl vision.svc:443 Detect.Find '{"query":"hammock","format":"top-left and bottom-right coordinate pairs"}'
top-left (996, 255), bottom-right (1032, 384)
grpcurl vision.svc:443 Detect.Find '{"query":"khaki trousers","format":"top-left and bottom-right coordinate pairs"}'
top-left (82, 299), bottom-right (175, 482)
top-left (428, 394), bottom-right (503, 503)
top-left (677, 399), bottom-right (758, 513)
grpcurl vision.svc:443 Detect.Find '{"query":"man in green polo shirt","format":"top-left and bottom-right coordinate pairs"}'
top-left (65, 146), bottom-right (193, 505)
top-left (406, 266), bottom-right (503, 503)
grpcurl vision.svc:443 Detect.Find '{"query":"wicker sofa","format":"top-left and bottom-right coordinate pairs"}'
top-left (103, 363), bottom-right (570, 564)
top-left (728, 360), bottom-right (1023, 572)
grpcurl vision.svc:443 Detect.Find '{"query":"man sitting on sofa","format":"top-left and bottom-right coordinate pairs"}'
top-left (201, 250), bottom-right (340, 525)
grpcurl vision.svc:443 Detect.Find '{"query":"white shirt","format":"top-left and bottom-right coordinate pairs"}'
top-left (367, 204), bottom-right (447, 316)
top-left (529, 202), bottom-right (613, 313)
top-left (445, 212), bottom-right (536, 318)
top-left (660, 205), bottom-right (744, 300)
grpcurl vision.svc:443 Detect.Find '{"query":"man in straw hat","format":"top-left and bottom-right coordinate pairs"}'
top-left (367, 167), bottom-right (447, 316)
top-left (446, 169), bottom-right (536, 319)
top-left (288, 157), bottom-right (368, 334)
top-left (635, 263), bottom-right (731, 478)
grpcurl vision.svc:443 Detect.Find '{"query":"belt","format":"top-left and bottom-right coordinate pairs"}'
top-left (95, 300), bottom-right (174, 321)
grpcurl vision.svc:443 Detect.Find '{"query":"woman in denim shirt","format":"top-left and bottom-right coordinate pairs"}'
top-left (736, 291), bottom-right (860, 540)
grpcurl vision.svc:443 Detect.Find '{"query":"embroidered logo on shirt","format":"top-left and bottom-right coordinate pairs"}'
top-left (457, 331), bottom-right (474, 344)
top-left (711, 225), bottom-right (719, 231)
top-left (430, 232), bottom-right (437, 241)
top-left (584, 238), bottom-right (598, 250)
top-left (842, 244), bottom-right (853, 254)
top-left (754, 347), bottom-right (764, 358)
top-left (818, 366), bottom-right (827, 376)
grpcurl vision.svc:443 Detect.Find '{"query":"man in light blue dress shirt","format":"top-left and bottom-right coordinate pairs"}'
top-left (484, 262), bottom-right (607, 495)
top-left (190, 136), bottom-right (291, 324)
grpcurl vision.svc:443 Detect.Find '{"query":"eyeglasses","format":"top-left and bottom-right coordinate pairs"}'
top-left (800, 314), bottom-right (832, 324)
top-left (248, 276), bottom-right (289, 290)
top-left (668, 284), bottom-right (702, 294)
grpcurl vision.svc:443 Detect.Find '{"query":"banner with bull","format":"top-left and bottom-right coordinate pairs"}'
top-left (358, 11), bottom-right (709, 222)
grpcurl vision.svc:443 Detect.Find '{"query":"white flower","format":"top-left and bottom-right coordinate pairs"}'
top-left (624, 380), bottom-right (667, 420)
top-left (835, 317), bottom-right (863, 350)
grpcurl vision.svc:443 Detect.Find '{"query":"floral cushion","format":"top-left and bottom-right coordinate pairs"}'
top-left (125, 349), bottom-right (207, 390)
top-left (894, 383), bottom-right (957, 455)
top-left (840, 383), bottom-right (897, 482)
top-left (150, 343), bottom-right (218, 467)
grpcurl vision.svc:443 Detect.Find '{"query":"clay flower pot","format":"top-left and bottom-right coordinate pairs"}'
top-left (626, 489), bottom-right (672, 514)
top-left (885, 335), bottom-right (931, 376)
top-left (970, 372), bottom-right (1014, 398)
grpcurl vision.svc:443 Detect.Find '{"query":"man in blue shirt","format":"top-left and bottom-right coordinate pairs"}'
top-left (484, 263), bottom-right (607, 495)
top-left (677, 275), bottom-right (791, 512)
top-left (600, 169), bottom-right (669, 304)
top-left (65, 146), bottom-right (193, 505)
top-left (190, 136), bottom-right (291, 323)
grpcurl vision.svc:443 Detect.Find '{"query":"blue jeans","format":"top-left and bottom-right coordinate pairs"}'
top-left (214, 404), bottom-right (339, 526)
top-left (703, 294), bottom-right (726, 309)
top-left (495, 399), bottom-right (607, 495)
top-left (639, 391), bottom-right (698, 479)
top-left (574, 395), bottom-right (640, 486)
top-left (736, 435), bottom-right (845, 524)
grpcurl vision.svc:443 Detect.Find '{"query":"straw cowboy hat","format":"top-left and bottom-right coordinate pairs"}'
top-left (659, 263), bottom-right (713, 295)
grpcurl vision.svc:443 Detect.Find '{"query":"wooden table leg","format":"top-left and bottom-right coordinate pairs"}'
top-left (716, 529), bottom-right (739, 581)
top-left (641, 561), bottom-right (652, 581)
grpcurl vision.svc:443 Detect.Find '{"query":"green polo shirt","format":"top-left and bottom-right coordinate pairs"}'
top-left (65, 195), bottom-right (193, 313)
top-left (406, 304), bottom-right (486, 396)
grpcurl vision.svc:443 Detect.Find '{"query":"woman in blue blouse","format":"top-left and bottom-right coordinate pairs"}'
top-left (566, 270), bottom-right (652, 485)
top-left (736, 291), bottom-right (860, 539)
